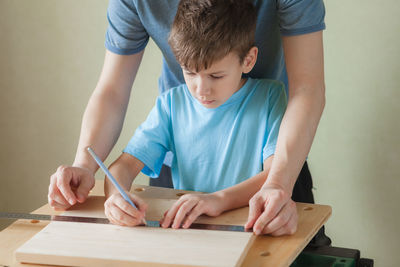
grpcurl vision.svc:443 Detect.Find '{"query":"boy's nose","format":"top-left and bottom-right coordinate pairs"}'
top-left (196, 79), bottom-right (211, 96)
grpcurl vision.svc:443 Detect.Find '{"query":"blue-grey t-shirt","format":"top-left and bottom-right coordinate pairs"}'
top-left (105, 0), bottom-right (326, 94)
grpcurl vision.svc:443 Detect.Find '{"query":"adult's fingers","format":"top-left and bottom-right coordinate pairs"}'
top-left (75, 171), bottom-right (95, 203)
top-left (48, 191), bottom-right (70, 210)
top-left (47, 194), bottom-right (69, 211)
top-left (55, 166), bottom-right (77, 205)
top-left (269, 206), bottom-right (298, 236)
top-left (261, 200), bottom-right (296, 234)
top-left (48, 174), bottom-right (71, 210)
top-left (245, 194), bottom-right (264, 230)
top-left (253, 196), bottom-right (287, 235)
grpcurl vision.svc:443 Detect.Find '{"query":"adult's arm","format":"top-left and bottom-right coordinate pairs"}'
top-left (48, 50), bottom-right (144, 210)
top-left (246, 31), bottom-right (325, 236)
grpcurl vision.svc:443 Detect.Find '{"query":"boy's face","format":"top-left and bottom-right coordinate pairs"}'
top-left (182, 49), bottom-right (257, 109)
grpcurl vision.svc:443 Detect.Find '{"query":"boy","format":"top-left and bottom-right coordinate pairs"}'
top-left (104, 0), bottom-right (287, 230)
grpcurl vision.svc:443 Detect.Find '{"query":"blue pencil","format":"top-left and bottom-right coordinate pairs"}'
top-left (87, 147), bottom-right (146, 225)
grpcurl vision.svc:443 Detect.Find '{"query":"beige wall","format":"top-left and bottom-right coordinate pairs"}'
top-left (308, 0), bottom-right (400, 266)
top-left (0, 0), bottom-right (158, 227)
top-left (1, 0), bottom-right (399, 266)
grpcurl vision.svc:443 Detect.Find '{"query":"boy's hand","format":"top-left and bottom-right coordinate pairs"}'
top-left (161, 193), bottom-right (225, 229)
top-left (104, 192), bottom-right (147, 226)
top-left (245, 184), bottom-right (298, 236)
top-left (48, 165), bottom-right (95, 210)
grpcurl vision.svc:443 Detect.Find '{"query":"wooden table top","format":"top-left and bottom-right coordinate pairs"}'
top-left (0, 180), bottom-right (331, 267)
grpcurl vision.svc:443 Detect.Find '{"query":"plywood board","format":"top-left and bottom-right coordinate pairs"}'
top-left (15, 196), bottom-right (255, 267)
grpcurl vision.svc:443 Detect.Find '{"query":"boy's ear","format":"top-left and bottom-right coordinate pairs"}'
top-left (242, 46), bottom-right (258, 74)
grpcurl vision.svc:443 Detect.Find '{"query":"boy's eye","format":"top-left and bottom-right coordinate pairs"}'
top-left (210, 75), bottom-right (223, 79)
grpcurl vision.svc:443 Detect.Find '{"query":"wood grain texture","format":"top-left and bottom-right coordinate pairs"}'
top-left (15, 196), bottom-right (255, 267)
top-left (0, 181), bottom-right (331, 267)
top-left (16, 221), bottom-right (255, 267)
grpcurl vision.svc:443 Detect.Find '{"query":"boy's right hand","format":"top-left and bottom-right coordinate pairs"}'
top-left (48, 165), bottom-right (95, 210)
top-left (104, 192), bottom-right (147, 226)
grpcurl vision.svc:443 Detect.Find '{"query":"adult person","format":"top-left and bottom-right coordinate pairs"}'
top-left (48, 0), bottom-right (326, 237)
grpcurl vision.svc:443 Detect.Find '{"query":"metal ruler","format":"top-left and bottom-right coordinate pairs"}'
top-left (0, 212), bottom-right (249, 232)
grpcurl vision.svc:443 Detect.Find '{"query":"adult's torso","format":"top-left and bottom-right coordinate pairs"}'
top-left (105, 0), bottom-right (325, 94)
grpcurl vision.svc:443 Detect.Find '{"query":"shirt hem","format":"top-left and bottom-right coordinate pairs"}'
top-left (105, 39), bottom-right (149, 55)
top-left (122, 148), bottom-right (161, 178)
top-left (280, 23), bottom-right (326, 37)
top-left (263, 145), bottom-right (277, 162)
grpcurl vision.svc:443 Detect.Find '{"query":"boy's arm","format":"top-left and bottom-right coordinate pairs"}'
top-left (161, 157), bottom-right (274, 229)
top-left (213, 156), bottom-right (274, 211)
top-left (104, 153), bottom-right (148, 226)
top-left (104, 153), bottom-right (145, 198)
top-left (48, 50), bottom-right (144, 210)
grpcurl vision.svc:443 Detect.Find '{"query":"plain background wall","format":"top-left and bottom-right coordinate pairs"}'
top-left (0, 1), bottom-right (399, 266)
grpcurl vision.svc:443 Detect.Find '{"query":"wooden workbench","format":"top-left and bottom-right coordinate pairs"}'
top-left (0, 180), bottom-right (331, 267)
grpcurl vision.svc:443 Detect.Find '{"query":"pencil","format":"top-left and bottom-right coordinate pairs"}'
top-left (86, 147), bottom-right (147, 226)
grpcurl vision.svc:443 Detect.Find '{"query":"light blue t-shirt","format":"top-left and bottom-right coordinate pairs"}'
top-left (105, 0), bottom-right (326, 94)
top-left (123, 79), bottom-right (287, 192)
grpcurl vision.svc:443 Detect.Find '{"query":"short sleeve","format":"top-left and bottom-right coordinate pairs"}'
top-left (277, 0), bottom-right (326, 36)
top-left (263, 82), bottom-right (287, 161)
top-left (123, 95), bottom-right (172, 177)
top-left (105, 0), bottom-right (149, 55)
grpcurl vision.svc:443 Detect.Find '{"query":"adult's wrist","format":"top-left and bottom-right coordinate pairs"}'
top-left (261, 177), bottom-right (293, 197)
top-left (72, 153), bottom-right (98, 175)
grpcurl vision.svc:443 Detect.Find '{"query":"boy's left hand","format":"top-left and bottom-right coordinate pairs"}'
top-left (161, 193), bottom-right (224, 229)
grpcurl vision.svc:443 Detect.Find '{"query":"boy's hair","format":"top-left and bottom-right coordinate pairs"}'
top-left (168, 0), bottom-right (257, 72)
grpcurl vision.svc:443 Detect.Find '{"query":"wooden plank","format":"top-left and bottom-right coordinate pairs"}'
top-left (0, 181), bottom-right (331, 267)
top-left (16, 222), bottom-right (255, 267)
top-left (15, 196), bottom-right (255, 267)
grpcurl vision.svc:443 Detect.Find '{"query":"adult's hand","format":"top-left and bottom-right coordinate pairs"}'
top-left (245, 184), bottom-right (298, 236)
top-left (48, 165), bottom-right (95, 210)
